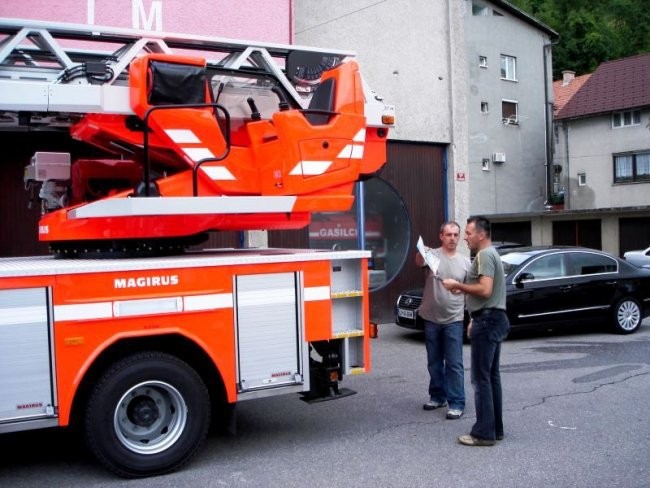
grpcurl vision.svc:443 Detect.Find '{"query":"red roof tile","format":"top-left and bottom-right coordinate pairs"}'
top-left (556, 53), bottom-right (650, 120)
top-left (553, 73), bottom-right (591, 116)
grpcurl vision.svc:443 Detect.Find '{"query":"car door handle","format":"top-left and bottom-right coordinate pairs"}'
top-left (558, 284), bottom-right (574, 291)
top-left (605, 281), bottom-right (617, 285)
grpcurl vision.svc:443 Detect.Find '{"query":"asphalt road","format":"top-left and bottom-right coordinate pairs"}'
top-left (1, 319), bottom-right (649, 487)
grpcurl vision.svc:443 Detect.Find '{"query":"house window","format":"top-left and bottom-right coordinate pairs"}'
top-left (614, 151), bottom-right (650, 183)
top-left (502, 100), bottom-right (518, 124)
top-left (578, 172), bottom-right (587, 186)
top-left (481, 101), bottom-right (489, 114)
top-left (479, 56), bottom-right (488, 68)
top-left (612, 110), bottom-right (641, 128)
top-left (500, 55), bottom-right (517, 81)
top-left (472, 1), bottom-right (489, 16)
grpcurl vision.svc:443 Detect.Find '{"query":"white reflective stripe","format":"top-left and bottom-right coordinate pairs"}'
top-left (54, 293), bottom-right (235, 321)
top-left (165, 129), bottom-right (200, 144)
top-left (182, 147), bottom-right (215, 162)
top-left (290, 161), bottom-right (332, 175)
top-left (69, 195), bottom-right (298, 218)
top-left (184, 293), bottom-right (233, 311)
top-left (353, 129), bottom-right (366, 142)
top-left (350, 144), bottom-right (364, 159)
top-left (337, 144), bottom-right (364, 159)
top-left (304, 286), bottom-right (330, 301)
top-left (0, 306), bottom-right (47, 325)
top-left (55, 302), bottom-right (113, 321)
top-left (337, 145), bottom-right (353, 159)
top-left (201, 166), bottom-right (236, 180)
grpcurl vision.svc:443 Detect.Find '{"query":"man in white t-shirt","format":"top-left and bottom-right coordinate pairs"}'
top-left (416, 221), bottom-right (470, 420)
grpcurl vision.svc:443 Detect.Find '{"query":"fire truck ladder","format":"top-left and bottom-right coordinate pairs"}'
top-left (0, 18), bottom-right (360, 121)
top-left (0, 18), bottom-right (394, 255)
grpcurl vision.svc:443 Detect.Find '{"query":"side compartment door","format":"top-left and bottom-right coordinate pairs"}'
top-left (0, 287), bottom-right (55, 424)
top-left (235, 272), bottom-right (303, 392)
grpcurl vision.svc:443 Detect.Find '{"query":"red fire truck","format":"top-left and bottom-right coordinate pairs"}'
top-left (0, 18), bottom-right (393, 477)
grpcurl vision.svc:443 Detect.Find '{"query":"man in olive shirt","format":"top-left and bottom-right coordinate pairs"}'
top-left (442, 216), bottom-right (510, 446)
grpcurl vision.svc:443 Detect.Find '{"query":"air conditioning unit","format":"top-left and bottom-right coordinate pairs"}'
top-left (492, 152), bottom-right (506, 163)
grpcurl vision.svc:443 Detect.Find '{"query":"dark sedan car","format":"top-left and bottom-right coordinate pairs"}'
top-left (395, 247), bottom-right (650, 334)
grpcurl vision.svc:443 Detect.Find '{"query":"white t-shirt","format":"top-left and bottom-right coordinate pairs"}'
top-left (417, 248), bottom-right (470, 324)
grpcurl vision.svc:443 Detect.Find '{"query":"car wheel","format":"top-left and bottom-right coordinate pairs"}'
top-left (612, 297), bottom-right (642, 334)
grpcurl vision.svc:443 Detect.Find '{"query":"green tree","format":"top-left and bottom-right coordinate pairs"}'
top-left (509, 0), bottom-right (650, 78)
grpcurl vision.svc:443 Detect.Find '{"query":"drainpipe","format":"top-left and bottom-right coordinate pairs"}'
top-left (543, 42), bottom-right (554, 204)
top-left (563, 121), bottom-right (570, 208)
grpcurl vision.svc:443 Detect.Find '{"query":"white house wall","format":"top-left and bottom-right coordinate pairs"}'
top-left (556, 111), bottom-right (650, 210)
top-left (465, 3), bottom-right (552, 215)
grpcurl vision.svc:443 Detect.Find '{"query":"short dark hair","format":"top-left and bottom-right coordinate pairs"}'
top-left (467, 216), bottom-right (491, 237)
top-left (439, 221), bottom-right (461, 233)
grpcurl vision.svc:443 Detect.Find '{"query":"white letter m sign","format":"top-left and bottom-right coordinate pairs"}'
top-left (132, 0), bottom-right (163, 31)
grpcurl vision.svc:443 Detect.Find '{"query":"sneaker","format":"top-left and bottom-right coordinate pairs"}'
top-left (458, 434), bottom-right (495, 446)
top-left (446, 409), bottom-right (463, 420)
top-left (422, 400), bottom-right (448, 411)
top-left (496, 434), bottom-right (504, 441)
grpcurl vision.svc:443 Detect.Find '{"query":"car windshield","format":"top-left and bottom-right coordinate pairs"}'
top-left (500, 252), bottom-right (530, 274)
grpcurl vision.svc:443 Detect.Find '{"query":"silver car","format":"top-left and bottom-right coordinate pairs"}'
top-left (624, 246), bottom-right (650, 268)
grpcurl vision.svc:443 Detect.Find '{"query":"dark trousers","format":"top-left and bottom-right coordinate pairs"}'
top-left (469, 309), bottom-right (510, 440)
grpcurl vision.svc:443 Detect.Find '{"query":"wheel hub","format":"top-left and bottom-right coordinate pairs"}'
top-left (128, 395), bottom-right (160, 427)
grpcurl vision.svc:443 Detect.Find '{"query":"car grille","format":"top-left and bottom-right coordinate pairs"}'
top-left (398, 294), bottom-right (421, 311)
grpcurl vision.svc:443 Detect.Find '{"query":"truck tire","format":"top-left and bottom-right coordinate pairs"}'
top-left (84, 351), bottom-right (210, 478)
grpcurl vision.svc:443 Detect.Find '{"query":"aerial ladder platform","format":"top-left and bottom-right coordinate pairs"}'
top-left (0, 18), bottom-right (394, 255)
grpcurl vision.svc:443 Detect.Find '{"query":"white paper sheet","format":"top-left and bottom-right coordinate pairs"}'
top-left (417, 236), bottom-right (442, 280)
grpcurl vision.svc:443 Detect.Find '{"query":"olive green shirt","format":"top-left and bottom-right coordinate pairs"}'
top-left (466, 245), bottom-right (506, 313)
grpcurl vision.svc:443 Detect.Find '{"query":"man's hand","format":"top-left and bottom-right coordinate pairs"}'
top-left (442, 278), bottom-right (460, 291)
top-left (467, 319), bottom-right (473, 338)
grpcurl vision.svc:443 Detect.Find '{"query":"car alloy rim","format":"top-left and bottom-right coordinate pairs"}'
top-left (617, 300), bottom-right (640, 331)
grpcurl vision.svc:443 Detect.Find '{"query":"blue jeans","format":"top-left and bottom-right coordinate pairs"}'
top-left (469, 310), bottom-right (510, 440)
top-left (424, 320), bottom-right (465, 410)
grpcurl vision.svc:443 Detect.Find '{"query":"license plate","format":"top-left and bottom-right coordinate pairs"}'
top-left (398, 308), bottom-right (414, 319)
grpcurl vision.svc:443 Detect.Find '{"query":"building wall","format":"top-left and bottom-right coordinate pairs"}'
top-left (465, 1), bottom-right (553, 215)
top-left (554, 110), bottom-right (650, 210)
top-left (0, 0), bottom-right (292, 42)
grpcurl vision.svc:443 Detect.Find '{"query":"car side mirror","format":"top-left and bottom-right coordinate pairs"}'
top-left (515, 272), bottom-right (534, 287)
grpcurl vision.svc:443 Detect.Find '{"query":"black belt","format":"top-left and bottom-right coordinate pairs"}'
top-left (470, 308), bottom-right (505, 318)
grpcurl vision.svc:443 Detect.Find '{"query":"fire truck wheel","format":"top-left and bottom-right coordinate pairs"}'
top-left (84, 351), bottom-right (211, 478)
